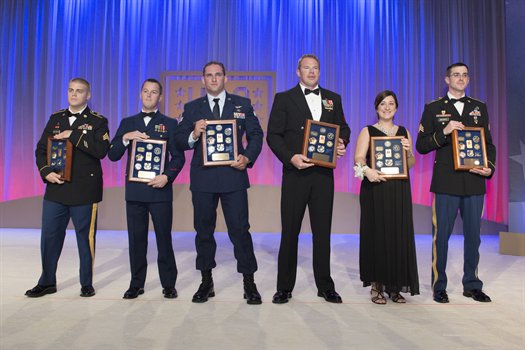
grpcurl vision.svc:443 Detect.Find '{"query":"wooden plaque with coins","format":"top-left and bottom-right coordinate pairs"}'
top-left (301, 119), bottom-right (340, 169)
top-left (47, 138), bottom-right (73, 181)
top-left (128, 139), bottom-right (167, 182)
top-left (451, 127), bottom-right (488, 170)
top-left (202, 119), bottom-right (238, 166)
top-left (369, 136), bottom-right (408, 179)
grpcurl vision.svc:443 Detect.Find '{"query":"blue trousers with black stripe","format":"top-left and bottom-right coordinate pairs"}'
top-left (38, 199), bottom-right (98, 287)
top-left (432, 193), bottom-right (484, 293)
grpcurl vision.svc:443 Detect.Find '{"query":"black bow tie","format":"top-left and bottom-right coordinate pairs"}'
top-left (449, 97), bottom-right (467, 104)
top-left (68, 111), bottom-right (81, 117)
top-left (304, 88), bottom-right (320, 96)
top-left (141, 111), bottom-right (156, 118)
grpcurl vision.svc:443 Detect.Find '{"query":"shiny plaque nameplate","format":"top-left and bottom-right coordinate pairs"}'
top-left (451, 127), bottom-right (488, 170)
top-left (202, 119), bottom-right (238, 166)
top-left (370, 136), bottom-right (408, 179)
top-left (301, 120), bottom-right (340, 169)
top-left (128, 139), bottom-right (167, 182)
top-left (47, 138), bottom-right (73, 181)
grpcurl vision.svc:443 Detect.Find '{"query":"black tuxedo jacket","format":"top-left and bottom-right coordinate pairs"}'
top-left (108, 112), bottom-right (184, 202)
top-left (35, 106), bottom-right (110, 205)
top-left (266, 84), bottom-right (350, 173)
top-left (416, 95), bottom-right (496, 195)
top-left (174, 93), bottom-right (263, 193)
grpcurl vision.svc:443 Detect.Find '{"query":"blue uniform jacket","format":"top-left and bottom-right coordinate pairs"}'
top-left (174, 93), bottom-right (263, 193)
top-left (108, 112), bottom-right (185, 202)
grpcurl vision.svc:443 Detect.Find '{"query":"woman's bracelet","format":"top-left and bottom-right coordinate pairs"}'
top-left (353, 162), bottom-right (370, 180)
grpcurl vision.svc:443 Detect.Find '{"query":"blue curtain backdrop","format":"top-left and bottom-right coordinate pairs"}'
top-left (0, 0), bottom-right (507, 223)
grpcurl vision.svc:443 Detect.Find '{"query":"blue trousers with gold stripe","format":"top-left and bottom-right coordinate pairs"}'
top-left (38, 199), bottom-right (97, 287)
top-left (432, 193), bottom-right (484, 293)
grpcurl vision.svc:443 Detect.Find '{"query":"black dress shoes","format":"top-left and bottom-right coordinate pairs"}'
top-left (25, 285), bottom-right (57, 298)
top-left (123, 287), bottom-right (144, 299)
top-left (272, 290), bottom-right (292, 304)
top-left (80, 285), bottom-right (95, 297)
top-left (192, 282), bottom-right (215, 303)
top-left (433, 290), bottom-right (449, 303)
top-left (243, 284), bottom-right (262, 305)
top-left (163, 287), bottom-right (178, 299)
top-left (317, 290), bottom-right (343, 303)
top-left (463, 289), bottom-right (491, 302)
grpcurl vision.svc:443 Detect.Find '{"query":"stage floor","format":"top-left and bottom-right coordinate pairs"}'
top-left (1, 229), bottom-right (524, 350)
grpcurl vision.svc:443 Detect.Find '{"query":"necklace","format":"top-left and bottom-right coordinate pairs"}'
top-left (376, 123), bottom-right (396, 136)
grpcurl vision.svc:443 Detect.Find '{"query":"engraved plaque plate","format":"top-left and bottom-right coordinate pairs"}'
top-left (370, 136), bottom-right (408, 179)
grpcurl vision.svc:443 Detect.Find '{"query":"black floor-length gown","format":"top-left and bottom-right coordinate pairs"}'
top-left (359, 125), bottom-right (419, 295)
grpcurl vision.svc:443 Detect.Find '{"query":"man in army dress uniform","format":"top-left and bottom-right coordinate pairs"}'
top-left (416, 63), bottom-right (496, 303)
top-left (26, 78), bottom-right (110, 298)
top-left (108, 78), bottom-right (184, 299)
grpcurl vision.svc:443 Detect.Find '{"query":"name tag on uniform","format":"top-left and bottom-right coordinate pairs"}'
top-left (436, 112), bottom-right (451, 123)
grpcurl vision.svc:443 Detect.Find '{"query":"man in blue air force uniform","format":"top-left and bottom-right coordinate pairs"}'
top-left (108, 79), bottom-right (184, 299)
top-left (174, 61), bottom-right (263, 305)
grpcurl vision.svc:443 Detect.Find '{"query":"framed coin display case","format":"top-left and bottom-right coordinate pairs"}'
top-left (451, 127), bottom-right (488, 170)
top-left (128, 139), bottom-right (167, 182)
top-left (47, 138), bottom-right (73, 181)
top-left (202, 119), bottom-right (238, 166)
top-left (370, 136), bottom-right (408, 179)
top-left (301, 119), bottom-right (340, 169)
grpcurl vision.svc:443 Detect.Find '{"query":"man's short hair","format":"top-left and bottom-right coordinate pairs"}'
top-left (297, 54), bottom-right (320, 70)
top-left (70, 78), bottom-right (90, 91)
top-left (203, 61), bottom-right (226, 76)
top-left (446, 62), bottom-right (469, 76)
top-left (142, 78), bottom-right (163, 95)
top-left (374, 90), bottom-right (399, 111)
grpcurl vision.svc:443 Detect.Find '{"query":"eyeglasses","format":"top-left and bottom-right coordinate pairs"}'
top-left (449, 73), bottom-right (469, 78)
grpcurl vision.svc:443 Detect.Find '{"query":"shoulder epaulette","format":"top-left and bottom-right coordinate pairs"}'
top-left (91, 110), bottom-right (104, 118)
top-left (52, 108), bottom-right (67, 115)
top-left (428, 97), bottom-right (442, 104)
top-left (467, 96), bottom-right (486, 104)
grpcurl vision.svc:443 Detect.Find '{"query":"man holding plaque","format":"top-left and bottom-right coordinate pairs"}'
top-left (174, 61), bottom-right (263, 305)
top-left (108, 78), bottom-right (185, 299)
top-left (26, 78), bottom-right (110, 298)
top-left (416, 63), bottom-right (496, 303)
top-left (267, 54), bottom-right (350, 304)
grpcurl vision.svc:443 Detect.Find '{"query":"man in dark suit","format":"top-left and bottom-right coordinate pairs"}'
top-left (174, 61), bottom-right (263, 305)
top-left (267, 54), bottom-right (350, 304)
top-left (26, 78), bottom-right (110, 298)
top-left (416, 62), bottom-right (496, 304)
top-left (108, 78), bottom-right (184, 299)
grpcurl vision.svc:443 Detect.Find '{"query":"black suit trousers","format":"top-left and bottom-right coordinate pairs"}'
top-left (277, 169), bottom-right (335, 292)
top-left (191, 190), bottom-right (258, 274)
top-left (126, 201), bottom-right (177, 288)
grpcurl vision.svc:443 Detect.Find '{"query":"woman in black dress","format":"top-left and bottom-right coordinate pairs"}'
top-left (354, 90), bottom-right (419, 304)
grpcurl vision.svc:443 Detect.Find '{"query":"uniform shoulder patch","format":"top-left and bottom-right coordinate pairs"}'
top-left (428, 97), bottom-right (442, 104)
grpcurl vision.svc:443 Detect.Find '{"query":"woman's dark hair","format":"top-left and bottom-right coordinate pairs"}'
top-left (374, 90), bottom-right (398, 111)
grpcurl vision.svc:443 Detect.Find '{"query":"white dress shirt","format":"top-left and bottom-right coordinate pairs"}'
top-left (68, 105), bottom-right (87, 126)
top-left (300, 83), bottom-right (322, 121)
top-left (447, 92), bottom-right (466, 116)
